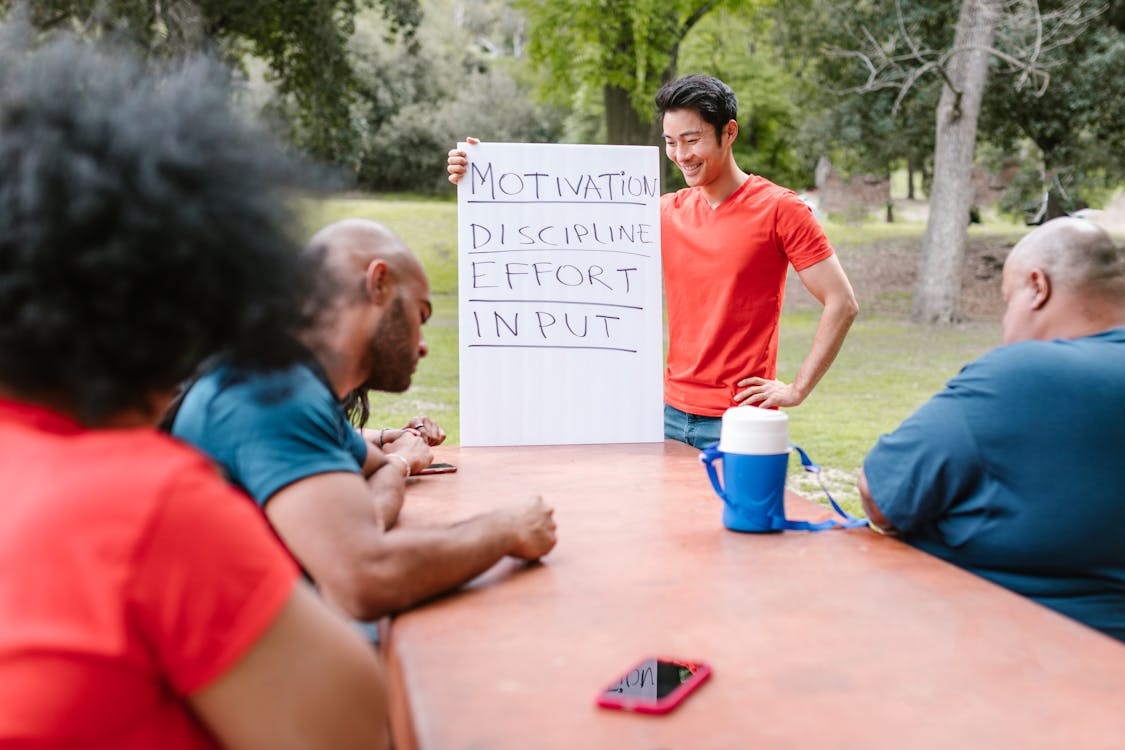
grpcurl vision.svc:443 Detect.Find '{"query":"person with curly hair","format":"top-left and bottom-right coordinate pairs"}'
top-left (0, 28), bottom-right (388, 750)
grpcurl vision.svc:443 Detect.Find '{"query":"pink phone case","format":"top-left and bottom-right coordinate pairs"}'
top-left (595, 657), bottom-right (712, 715)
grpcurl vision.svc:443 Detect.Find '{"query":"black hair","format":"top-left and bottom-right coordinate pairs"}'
top-left (0, 27), bottom-right (314, 424)
top-left (654, 74), bottom-right (739, 141)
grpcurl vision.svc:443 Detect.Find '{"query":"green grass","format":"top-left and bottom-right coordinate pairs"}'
top-left (303, 194), bottom-right (1006, 514)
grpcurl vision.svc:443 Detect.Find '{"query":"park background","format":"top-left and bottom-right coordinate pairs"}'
top-left (10, 0), bottom-right (1124, 511)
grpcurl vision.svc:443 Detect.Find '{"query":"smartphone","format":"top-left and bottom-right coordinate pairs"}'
top-left (416, 462), bottom-right (457, 475)
top-left (595, 657), bottom-right (711, 714)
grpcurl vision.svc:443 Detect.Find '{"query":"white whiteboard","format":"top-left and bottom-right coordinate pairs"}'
top-left (457, 142), bottom-right (664, 446)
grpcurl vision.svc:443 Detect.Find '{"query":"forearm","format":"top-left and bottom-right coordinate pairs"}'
top-left (791, 294), bottom-right (858, 399)
top-left (324, 511), bottom-right (518, 620)
top-left (858, 469), bottom-right (898, 535)
top-left (367, 462), bottom-right (407, 529)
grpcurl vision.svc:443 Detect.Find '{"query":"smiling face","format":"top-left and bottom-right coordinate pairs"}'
top-left (661, 108), bottom-right (738, 194)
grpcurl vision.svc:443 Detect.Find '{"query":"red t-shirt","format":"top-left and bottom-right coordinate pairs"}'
top-left (661, 176), bottom-right (834, 416)
top-left (0, 399), bottom-right (298, 749)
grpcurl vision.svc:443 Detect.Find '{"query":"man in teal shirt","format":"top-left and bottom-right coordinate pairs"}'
top-left (861, 218), bottom-right (1125, 641)
top-left (174, 219), bottom-right (558, 622)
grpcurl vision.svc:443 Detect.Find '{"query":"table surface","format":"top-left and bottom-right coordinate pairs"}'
top-left (385, 441), bottom-right (1125, 750)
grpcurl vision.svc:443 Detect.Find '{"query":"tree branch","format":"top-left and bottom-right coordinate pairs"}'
top-left (827, 0), bottom-right (1101, 115)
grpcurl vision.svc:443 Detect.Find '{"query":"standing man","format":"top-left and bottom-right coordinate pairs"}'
top-left (861, 218), bottom-right (1125, 642)
top-left (447, 74), bottom-right (858, 447)
top-left (172, 218), bottom-right (557, 622)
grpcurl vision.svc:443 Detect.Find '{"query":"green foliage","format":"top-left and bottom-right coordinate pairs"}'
top-left (979, 8), bottom-right (1125, 209)
top-left (350, 0), bottom-right (563, 192)
top-left (520, 0), bottom-right (757, 143)
top-left (521, 0), bottom-right (681, 112)
top-left (771, 0), bottom-right (955, 183)
top-left (677, 7), bottom-right (810, 188)
top-left (773, 0), bottom-right (1124, 206)
top-left (2, 0), bottom-right (422, 164)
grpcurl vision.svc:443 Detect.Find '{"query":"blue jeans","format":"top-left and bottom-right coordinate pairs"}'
top-left (664, 403), bottom-right (722, 449)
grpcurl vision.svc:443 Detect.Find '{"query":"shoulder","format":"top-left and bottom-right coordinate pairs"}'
top-left (661, 187), bottom-right (701, 212)
top-left (957, 331), bottom-right (1125, 396)
top-left (177, 363), bottom-right (334, 431)
top-left (957, 338), bottom-right (1073, 386)
top-left (80, 428), bottom-right (232, 519)
top-left (737, 175), bottom-right (796, 204)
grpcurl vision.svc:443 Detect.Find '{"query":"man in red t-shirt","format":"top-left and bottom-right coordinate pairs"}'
top-left (447, 75), bottom-right (857, 448)
top-left (655, 74), bottom-right (857, 446)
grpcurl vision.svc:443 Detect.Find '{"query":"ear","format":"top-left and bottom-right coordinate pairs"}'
top-left (1028, 267), bottom-right (1051, 310)
top-left (723, 119), bottom-right (738, 144)
top-left (364, 259), bottom-right (391, 305)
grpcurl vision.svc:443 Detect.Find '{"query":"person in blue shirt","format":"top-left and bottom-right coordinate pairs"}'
top-left (173, 218), bottom-right (558, 621)
top-left (861, 217), bottom-right (1125, 642)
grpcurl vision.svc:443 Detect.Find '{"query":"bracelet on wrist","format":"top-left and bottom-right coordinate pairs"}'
top-left (386, 453), bottom-right (410, 477)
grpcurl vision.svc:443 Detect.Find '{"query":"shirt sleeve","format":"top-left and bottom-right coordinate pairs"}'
top-left (128, 453), bottom-right (298, 695)
top-left (773, 189), bottom-right (834, 272)
top-left (862, 385), bottom-right (986, 536)
top-left (225, 373), bottom-right (366, 505)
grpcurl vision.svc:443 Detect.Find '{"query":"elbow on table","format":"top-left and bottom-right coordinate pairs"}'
top-left (318, 560), bottom-right (420, 621)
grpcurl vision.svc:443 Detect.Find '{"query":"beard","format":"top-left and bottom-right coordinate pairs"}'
top-left (358, 294), bottom-right (416, 394)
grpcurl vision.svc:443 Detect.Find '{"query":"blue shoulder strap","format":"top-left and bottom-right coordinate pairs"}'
top-left (785, 444), bottom-right (869, 531)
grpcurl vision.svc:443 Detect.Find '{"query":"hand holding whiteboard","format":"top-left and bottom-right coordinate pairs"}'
top-left (457, 142), bottom-right (664, 446)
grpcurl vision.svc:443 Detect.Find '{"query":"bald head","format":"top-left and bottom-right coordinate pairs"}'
top-left (305, 218), bottom-right (427, 306)
top-left (1006, 217), bottom-right (1124, 298)
top-left (1001, 217), bottom-right (1125, 343)
top-left (298, 218), bottom-right (432, 401)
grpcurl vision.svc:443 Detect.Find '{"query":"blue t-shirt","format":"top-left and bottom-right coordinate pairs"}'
top-left (864, 327), bottom-right (1125, 642)
top-left (171, 362), bottom-right (368, 505)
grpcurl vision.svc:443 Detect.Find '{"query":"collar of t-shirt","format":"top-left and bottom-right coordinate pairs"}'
top-left (0, 397), bottom-right (83, 435)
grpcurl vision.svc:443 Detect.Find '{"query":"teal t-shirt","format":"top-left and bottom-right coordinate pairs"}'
top-left (864, 328), bottom-right (1125, 642)
top-left (171, 362), bottom-right (368, 505)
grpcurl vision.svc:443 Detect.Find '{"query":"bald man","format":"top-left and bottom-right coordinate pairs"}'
top-left (859, 217), bottom-right (1125, 642)
top-left (172, 219), bottom-right (557, 622)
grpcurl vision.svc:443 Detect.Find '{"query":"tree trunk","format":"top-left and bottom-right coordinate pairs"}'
top-left (911, 0), bottom-right (1002, 324)
top-left (604, 84), bottom-right (657, 145)
top-left (906, 159), bottom-right (916, 200)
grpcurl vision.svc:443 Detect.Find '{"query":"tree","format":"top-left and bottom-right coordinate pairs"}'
top-left (771, 1), bottom-right (952, 200)
top-left (912, 0), bottom-right (1003, 323)
top-left (1, 0), bottom-right (421, 163)
top-left (814, 0), bottom-right (1104, 323)
top-left (520, 0), bottom-right (745, 145)
top-left (349, 0), bottom-right (563, 192)
top-left (980, 8), bottom-right (1125, 215)
top-left (676, 7), bottom-right (810, 190)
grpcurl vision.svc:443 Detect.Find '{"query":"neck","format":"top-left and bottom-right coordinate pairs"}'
top-left (701, 160), bottom-right (748, 208)
top-left (1040, 294), bottom-right (1125, 341)
top-left (0, 386), bottom-right (72, 416)
top-left (298, 326), bottom-right (362, 399)
top-left (0, 386), bottom-right (159, 428)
